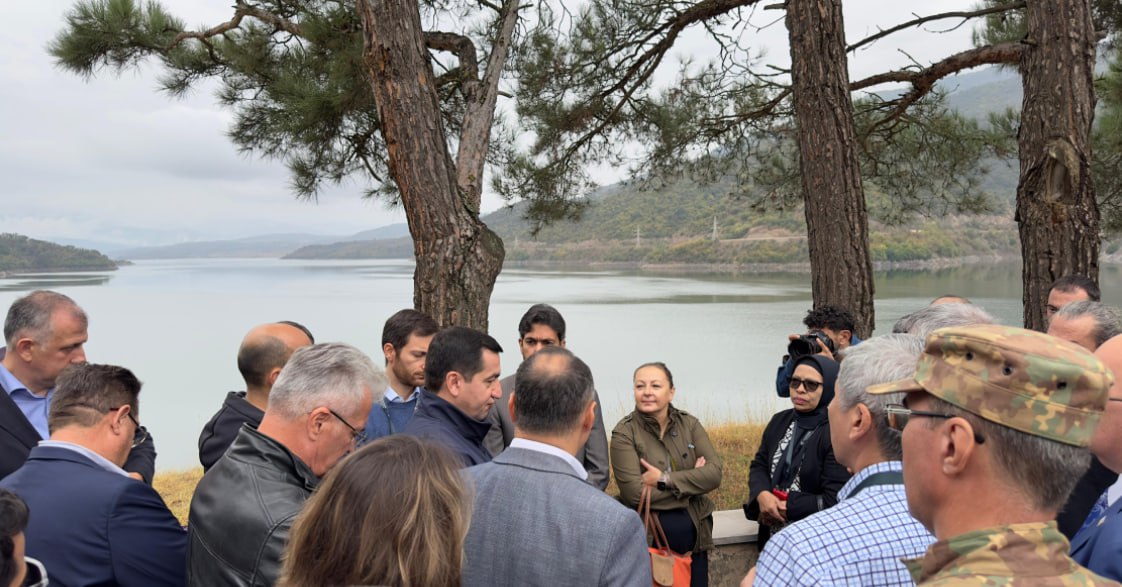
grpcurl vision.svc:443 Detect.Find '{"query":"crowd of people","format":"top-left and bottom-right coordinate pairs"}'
top-left (1, 276), bottom-right (1122, 586)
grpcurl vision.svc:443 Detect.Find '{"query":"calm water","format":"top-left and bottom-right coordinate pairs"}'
top-left (1, 259), bottom-right (1116, 471)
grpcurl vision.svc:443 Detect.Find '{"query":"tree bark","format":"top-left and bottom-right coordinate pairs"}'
top-left (1017, 0), bottom-right (1099, 331)
top-left (358, 0), bottom-right (505, 330)
top-left (786, 0), bottom-right (875, 337)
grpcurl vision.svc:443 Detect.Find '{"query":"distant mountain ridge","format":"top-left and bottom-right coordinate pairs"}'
top-left (0, 233), bottom-right (117, 273)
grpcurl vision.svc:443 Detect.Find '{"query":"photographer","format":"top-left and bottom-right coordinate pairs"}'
top-left (775, 306), bottom-right (861, 397)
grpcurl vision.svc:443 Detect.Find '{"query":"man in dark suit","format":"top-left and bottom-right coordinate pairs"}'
top-left (463, 346), bottom-right (650, 587)
top-left (484, 303), bottom-right (610, 489)
top-left (0, 363), bottom-right (187, 586)
top-left (0, 290), bottom-right (155, 482)
top-left (197, 320), bottom-right (313, 471)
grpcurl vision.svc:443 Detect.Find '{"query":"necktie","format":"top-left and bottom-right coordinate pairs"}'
top-left (1078, 489), bottom-right (1110, 535)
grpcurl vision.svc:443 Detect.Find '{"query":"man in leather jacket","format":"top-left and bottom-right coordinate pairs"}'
top-left (186, 343), bottom-right (383, 587)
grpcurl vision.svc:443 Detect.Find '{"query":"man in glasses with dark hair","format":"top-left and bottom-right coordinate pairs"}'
top-left (0, 363), bottom-right (186, 586)
top-left (868, 324), bottom-right (1116, 586)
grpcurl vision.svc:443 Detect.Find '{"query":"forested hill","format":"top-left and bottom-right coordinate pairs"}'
top-left (0, 234), bottom-right (117, 273)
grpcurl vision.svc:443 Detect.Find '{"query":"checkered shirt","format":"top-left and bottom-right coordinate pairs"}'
top-left (753, 460), bottom-right (934, 586)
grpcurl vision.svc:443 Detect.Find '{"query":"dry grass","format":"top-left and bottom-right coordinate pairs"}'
top-left (152, 421), bottom-right (768, 522)
top-left (153, 467), bottom-right (201, 525)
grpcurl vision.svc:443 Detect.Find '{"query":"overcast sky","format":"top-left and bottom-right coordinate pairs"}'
top-left (2, 1), bottom-right (981, 248)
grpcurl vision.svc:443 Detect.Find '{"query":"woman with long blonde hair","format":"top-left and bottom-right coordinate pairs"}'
top-left (279, 435), bottom-right (469, 587)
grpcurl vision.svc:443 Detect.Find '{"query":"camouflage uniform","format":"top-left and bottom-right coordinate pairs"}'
top-left (868, 324), bottom-right (1119, 586)
top-left (904, 522), bottom-right (1118, 586)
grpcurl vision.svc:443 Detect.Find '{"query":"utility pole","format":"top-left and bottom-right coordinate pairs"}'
top-left (712, 216), bottom-right (718, 241)
top-left (635, 226), bottom-right (641, 248)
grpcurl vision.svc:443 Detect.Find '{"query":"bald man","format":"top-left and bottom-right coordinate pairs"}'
top-left (197, 321), bottom-right (314, 471)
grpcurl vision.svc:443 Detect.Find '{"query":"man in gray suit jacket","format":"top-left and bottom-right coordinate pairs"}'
top-left (484, 304), bottom-right (610, 489)
top-left (464, 346), bottom-right (651, 587)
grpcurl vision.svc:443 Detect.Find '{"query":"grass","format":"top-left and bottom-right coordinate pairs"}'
top-left (152, 421), bottom-right (768, 522)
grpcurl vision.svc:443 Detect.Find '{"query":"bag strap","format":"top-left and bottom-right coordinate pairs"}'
top-left (638, 486), bottom-right (671, 550)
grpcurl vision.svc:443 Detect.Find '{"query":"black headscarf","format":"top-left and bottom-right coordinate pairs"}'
top-left (771, 354), bottom-right (840, 490)
top-left (790, 354), bottom-right (839, 430)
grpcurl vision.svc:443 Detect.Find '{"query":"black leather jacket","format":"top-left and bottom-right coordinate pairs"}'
top-left (186, 425), bottom-right (318, 587)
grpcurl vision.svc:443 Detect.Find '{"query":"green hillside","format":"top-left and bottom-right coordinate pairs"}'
top-left (0, 234), bottom-right (117, 273)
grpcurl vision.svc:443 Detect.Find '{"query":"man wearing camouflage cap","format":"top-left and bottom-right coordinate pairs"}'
top-left (869, 324), bottom-right (1119, 585)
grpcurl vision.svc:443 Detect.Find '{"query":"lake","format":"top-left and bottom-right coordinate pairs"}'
top-left (0, 258), bottom-right (1114, 471)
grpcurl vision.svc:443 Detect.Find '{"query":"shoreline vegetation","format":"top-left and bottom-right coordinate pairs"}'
top-left (152, 420), bottom-right (768, 525)
top-left (0, 233), bottom-right (117, 274)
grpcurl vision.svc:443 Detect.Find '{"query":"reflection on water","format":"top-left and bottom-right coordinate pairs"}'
top-left (0, 257), bottom-right (1116, 471)
top-left (0, 273), bottom-right (114, 291)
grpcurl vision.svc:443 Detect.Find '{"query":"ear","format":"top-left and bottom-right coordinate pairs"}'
top-left (306, 407), bottom-right (331, 440)
top-left (508, 392), bottom-right (518, 424)
top-left (13, 336), bottom-right (35, 362)
top-left (266, 366), bottom-right (284, 388)
top-left (839, 329), bottom-right (852, 344)
top-left (382, 343), bottom-right (396, 364)
top-left (444, 371), bottom-right (464, 397)
top-left (849, 403), bottom-right (874, 442)
top-left (560, 339), bottom-right (567, 349)
top-left (940, 417), bottom-right (978, 476)
top-left (108, 407), bottom-right (129, 437)
top-left (581, 401), bottom-right (596, 432)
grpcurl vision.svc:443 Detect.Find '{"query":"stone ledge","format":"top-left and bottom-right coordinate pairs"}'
top-left (712, 509), bottom-right (758, 546)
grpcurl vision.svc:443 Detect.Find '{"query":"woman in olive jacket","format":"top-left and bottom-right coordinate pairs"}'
top-left (611, 362), bottom-right (722, 587)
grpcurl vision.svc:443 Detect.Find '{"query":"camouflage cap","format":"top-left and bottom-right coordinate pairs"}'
top-left (867, 324), bottom-right (1113, 446)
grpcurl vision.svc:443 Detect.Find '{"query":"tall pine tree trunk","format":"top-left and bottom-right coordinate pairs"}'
top-left (358, 0), bottom-right (504, 330)
top-left (786, 0), bottom-right (875, 337)
top-left (1017, 0), bottom-right (1099, 331)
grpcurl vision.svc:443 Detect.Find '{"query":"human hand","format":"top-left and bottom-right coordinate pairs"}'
top-left (694, 456), bottom-right (706, 468)
top-left (639, 458), bottom-right (662, 487)
top-left (127, 472), bottom-right (144, 482)
top-left (757, 491), bottom-right (787, 525)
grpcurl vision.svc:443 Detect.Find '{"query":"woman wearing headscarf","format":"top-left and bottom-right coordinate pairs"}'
top-left (744, 354), bottom-right (851, 549)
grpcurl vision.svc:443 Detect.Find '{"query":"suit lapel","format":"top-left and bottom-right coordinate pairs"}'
top-left (0, 380), bottom-right (43, 449)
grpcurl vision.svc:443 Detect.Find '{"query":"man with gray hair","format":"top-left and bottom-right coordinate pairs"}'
top-left (187, 343), bottom-right (383, 586)
top-left (1048, 301), bottom-right (1122, 353)
top-left (462, 346), bottom-right (650, 587)
top-left (0, 290), bottom-right (155, 482)
top-left (892, 302), bottom-right (997, 341)
top-left (745, 335), bottom-right (935, 586)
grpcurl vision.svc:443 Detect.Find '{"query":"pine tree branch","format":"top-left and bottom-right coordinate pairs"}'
top-left (167, 2), bottom-right (303, 50)
top-left (424, 31), bottom-right (480, 84)
top-left (847, 2), bottom-right (1026, 54)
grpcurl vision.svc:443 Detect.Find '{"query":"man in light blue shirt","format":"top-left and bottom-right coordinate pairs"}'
top-left (748, 334), bottom-right (934, 586)
top-left (0, 290), bottom-right (155, 482)
top-left (364, 309), bottom-right (439, 440)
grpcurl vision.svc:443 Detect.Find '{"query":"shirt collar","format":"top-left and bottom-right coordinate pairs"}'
top-left (0, 360), bottom-right (31, 397)
top-left (837, 459), bottom-right (904, 501)
top-left (383, 385), bottom-right (420, 404)
top-left (38, 440), bottom-right (129, 477)
top-left (509, 438), bottom-right (588, 480)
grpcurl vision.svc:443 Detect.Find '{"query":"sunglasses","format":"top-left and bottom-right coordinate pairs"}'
top-left (788, 377), bottom-right (822, 393)
top-left (885, 404), bottom-right (985, 444)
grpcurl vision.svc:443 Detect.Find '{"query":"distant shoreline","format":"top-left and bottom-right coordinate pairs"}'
top-left (503, 253), bottom-right (1024, 275)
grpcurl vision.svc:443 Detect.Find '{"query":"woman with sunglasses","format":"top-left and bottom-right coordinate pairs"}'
top-left (744, 354), bottom-right (850, 549)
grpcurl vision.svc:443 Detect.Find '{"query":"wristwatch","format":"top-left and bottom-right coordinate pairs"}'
top-left (657, 472), bottom-right (670, 491)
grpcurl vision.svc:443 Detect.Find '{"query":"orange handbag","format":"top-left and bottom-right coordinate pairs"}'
top-left (638, 486), bottom-right (691, 587)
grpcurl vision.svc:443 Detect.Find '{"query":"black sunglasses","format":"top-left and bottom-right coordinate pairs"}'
top-left (885, 404), bottom-right (985, 444)
top-left (789, 377), bottom-right (822, 393)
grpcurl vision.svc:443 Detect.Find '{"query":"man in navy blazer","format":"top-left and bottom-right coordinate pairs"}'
top-left (0, 290), bottom-right (155, 482)
top-left (1072, 335), bottom-right (1122, 580)
top-left (0, 362), bottom-right (186, 586)
top-left (462, 347), bottom-right (650, 587)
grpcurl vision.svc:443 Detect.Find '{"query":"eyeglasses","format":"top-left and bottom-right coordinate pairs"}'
top-left (328, 408), bottom-right (367, 445)
top-left (102, 405), bottom-right (146, 448)
top-left (789, 377), bottom-right (822, 393)
top-left (885, 404), bottom-right (985, 444)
